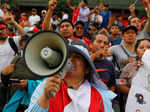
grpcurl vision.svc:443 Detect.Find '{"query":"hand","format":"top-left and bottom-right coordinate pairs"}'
top-left (129, 4), bottom-right (135, 13)
top-left (145, 0), bottom-right (150, 17)
top-left (49, 0), bottom-right (57, 10)
top-left (4, 15), bottom-right (15, 24)
top-left (43, 75), bottom-right (61, 99)
top-left (128, 57), bottom-right (136, 63)
top-left (91, 49), bottom-right (105, 61)
top-left (136, 60), bottom-right (144, 70)
top-left (99, 2), bottom-right (103, 10)
top-left (104, 47), bottom-right (112, 57)
top-left (2, 64), bottom-right (15, 75)
top-left (38, 75), bottom-right (61, 108)
top-left (12, 80), bottom-right (28, 90)
top-left (98, 28), bottom-right (110, 37)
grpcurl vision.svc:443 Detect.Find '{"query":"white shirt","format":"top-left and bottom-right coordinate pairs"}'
top-left (90, 14), bottom-right (103, 24)
top-left (0, 9), bottom-right (4, 17)
top-left (50, 18), bottom-right (60, 26)
top-left (62, 14), bottom-right (69, 20)
top-left (29, 15), bottom-right (41, 26)
top-left (0, 36), bottom-right (19, 81)
top-left (78, 6), bottom-right (90, 23)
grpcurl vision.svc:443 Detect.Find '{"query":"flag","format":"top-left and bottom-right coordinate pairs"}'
top-left (142, 0), bottom-right (150, 8)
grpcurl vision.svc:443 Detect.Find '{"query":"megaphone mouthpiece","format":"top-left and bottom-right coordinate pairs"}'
top-left (41, 47), bottom-right (62, 68)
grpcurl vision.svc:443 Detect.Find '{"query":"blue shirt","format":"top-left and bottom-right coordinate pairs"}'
top-left (109, 36), bottom-right (122, 45)
top-left (100, 9), bottom-right (112, 28)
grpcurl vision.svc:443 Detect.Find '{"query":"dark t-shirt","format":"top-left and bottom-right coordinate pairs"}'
top-left (94, 59), bottom-right (116, 88)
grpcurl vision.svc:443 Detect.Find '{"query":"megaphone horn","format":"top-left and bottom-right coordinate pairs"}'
top-left (23, 31), bottom-right (71, 78)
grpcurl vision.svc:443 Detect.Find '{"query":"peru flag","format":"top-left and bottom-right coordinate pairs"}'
top-left (48, 81), bottom-right (105, 112)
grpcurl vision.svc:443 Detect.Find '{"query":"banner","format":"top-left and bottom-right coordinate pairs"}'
top-left (126, 50), bottom-right (150, 112)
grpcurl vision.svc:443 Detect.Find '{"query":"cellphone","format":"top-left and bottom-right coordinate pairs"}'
top-left (9, 78), bottom-right (20, 83)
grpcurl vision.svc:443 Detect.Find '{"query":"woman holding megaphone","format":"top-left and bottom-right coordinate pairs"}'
top-left (25, 40), bottom-right (116, 112)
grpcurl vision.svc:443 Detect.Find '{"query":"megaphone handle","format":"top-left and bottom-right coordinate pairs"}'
top-left (49, 77), bottom-right (61, 97)
top-left (49, 60), bottom-right (72, 97)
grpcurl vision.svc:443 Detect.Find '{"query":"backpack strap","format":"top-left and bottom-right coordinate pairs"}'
top-left (8, 38), bottom-right (20, 56)
top-left (120, 44), bottom-right (130, 58)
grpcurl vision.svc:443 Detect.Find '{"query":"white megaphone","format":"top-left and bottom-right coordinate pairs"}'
top-left (23, 31), bottom-right (72, 96)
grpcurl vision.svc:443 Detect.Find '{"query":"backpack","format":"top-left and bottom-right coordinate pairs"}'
top-left (8, 38), bottom-right (20, 56)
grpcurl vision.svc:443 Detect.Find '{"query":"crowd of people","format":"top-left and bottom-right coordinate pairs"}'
top-left (0, 0), bottom-right (150, 112)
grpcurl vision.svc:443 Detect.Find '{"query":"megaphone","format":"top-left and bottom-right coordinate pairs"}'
top-left (23, 31), bottom-right (71, 79)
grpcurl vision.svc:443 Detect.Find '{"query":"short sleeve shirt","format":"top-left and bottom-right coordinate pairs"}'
top-left (94, 59), bottom-right (116, 88)
top-left (100, 9), bottom-right (112, 28)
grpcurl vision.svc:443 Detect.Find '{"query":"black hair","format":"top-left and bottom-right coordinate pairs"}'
top-left (91, 32), bottom-right (98, 43)
top-left (59, 19), bottom-right (74, 29)
top-left (122, 26), bottom-right (138, 34)
top-left (62, 8), bottom-right (68, 14)
top-left (74, 21), bottom-right (84, 27)
top-left (135, 39), bottom-right (150, 52)
top-left (111, 24), bottom-right (120, 28)
top-left (71, 40), bottom-right (89, 51)
top-left (83, 0), bottom-right (88, 5)
top-left (91, 32), bottom-right (109, 43)
top-left (52, 11), bottom-right (58, 16)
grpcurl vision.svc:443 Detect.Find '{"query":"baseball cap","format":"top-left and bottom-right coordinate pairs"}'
top-left (103, 1), bottom-right (109, 7)
top-left (41, 10), bottom-right (47, 14)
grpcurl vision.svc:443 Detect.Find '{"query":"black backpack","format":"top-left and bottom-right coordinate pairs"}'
top-left (8, 38), bottom-right (20, 56)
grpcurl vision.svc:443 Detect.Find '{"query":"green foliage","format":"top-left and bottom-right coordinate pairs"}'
top-left (10, 0), bottom-right (20, 9)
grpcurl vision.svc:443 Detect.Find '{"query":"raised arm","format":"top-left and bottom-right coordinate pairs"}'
top-left (4, 15), bottom-right (26, 35)
top-left (42, 0), bottom-right (57, 30)
top-left (66, 0), bottom-right (74, 10)
top-left (129, 4), bottom-right (136, 18)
